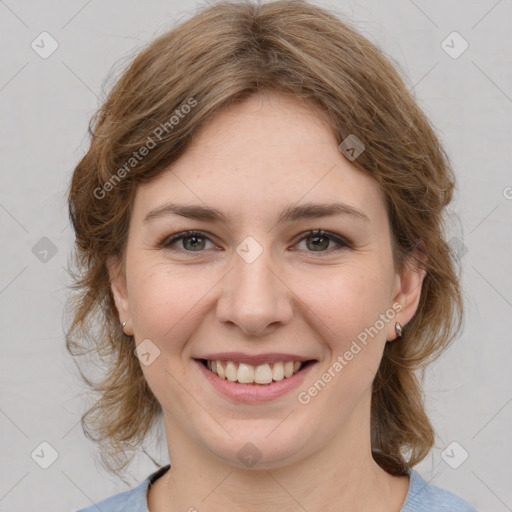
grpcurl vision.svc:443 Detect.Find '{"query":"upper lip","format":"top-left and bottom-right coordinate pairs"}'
top-left (196, 352), bottom-right (317, 366)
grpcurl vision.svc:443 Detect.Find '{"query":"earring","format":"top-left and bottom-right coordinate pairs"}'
top-left (121, 321), bottom-right (127, 328)
top-left (395, 321), bottom-right (403, 338)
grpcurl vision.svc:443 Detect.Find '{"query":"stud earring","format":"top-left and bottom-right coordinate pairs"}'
top-left (395, 321), bottom-right (403, 338)
top-left (121, 321), bottom-right (127, 328)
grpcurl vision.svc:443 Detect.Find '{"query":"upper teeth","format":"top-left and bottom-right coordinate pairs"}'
top-left (206, 360), bottom-right (303, 384)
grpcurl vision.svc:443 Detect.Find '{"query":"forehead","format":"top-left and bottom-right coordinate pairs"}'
top-left (131, 92), bottom-right (388, 231)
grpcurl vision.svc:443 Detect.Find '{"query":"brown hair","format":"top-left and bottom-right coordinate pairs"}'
top-left (66, 0), bottom-right (463, 477)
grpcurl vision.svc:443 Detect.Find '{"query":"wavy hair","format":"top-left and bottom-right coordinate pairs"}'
top-left (66, 0), bottom-right (463, 477)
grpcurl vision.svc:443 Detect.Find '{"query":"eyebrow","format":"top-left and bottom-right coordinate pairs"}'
top-left (143, 201), bottom-right (370, 225)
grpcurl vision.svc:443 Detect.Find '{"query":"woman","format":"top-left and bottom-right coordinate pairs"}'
top-left (67, 1), bottom-right (477, 510)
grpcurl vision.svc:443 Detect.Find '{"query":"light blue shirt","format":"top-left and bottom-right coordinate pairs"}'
top-left (75, 464), bottom-right (478, 511)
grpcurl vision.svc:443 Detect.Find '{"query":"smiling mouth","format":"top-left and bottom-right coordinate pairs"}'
top-left (198, 359), bottom-right (316, 385)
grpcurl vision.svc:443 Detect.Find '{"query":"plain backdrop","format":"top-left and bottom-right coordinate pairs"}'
top-left (0, 0), bottom-right (511, 511)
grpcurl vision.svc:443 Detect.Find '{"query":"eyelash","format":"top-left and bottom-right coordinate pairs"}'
top-left (158, 229), bottom-right (352, 255)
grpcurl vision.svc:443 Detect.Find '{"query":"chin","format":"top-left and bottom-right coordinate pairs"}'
top-left (200, 423), bottom-right (317, 471)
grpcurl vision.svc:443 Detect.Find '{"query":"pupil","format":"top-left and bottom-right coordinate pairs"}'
top-left (186, 235), bottom-right (203, 250)
top-left (309, 234), bottom-right (328, 251)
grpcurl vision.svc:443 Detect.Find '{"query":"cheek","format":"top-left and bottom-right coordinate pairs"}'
top-left (127, 263), bottom-right (214, 351)
top-left (293, 266), bottom-right (393, 418)
top-left (127, 267), bottom-right (207, 404)
top-left (299, 263), bottom-right (393, 346)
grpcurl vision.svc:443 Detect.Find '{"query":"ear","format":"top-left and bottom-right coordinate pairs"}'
top-left (106, 254), bottom-right (133, 335)
top-left (388, 244), bottom-right (427, 341)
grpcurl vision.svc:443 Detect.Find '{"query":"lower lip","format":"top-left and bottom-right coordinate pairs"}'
top-left (194, 359), bottom-right (316, 403)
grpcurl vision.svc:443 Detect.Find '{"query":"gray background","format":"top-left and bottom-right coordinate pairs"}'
top-left (1, 0), bottom-right (511, 510)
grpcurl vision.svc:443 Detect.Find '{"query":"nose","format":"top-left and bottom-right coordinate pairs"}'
top-left (215, 244), bottom-right (294, 337)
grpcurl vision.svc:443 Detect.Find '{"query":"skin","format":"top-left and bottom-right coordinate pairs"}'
top-left (108, 92), bottom-right (425, 511)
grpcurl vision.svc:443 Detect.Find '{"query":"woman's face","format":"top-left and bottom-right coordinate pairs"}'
top-left (109, 92), bottom-right (423, 469)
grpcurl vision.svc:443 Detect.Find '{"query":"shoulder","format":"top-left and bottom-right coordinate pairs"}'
top-left (74, 465), bottom-right (171, 512)
top-left (401, 469), bottom-right (478, 512)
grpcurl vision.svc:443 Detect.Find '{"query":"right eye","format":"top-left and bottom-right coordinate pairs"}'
top-left (159, 230), bottom-right (216, 252)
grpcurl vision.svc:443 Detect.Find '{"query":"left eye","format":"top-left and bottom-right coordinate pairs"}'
top-left (294, 229), bottom-right (350, 253)
top-left (159, 229), bottom-right (350, 254)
